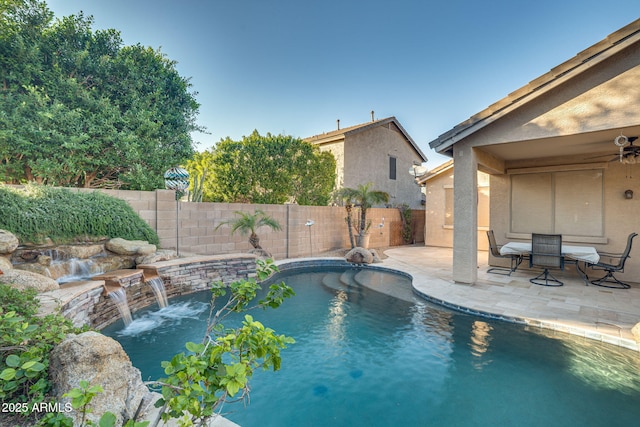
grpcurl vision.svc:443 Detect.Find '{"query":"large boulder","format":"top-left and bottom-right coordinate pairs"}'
top-left (0, 229), bottom-right (19, 254)
top-left (60, 244), bottom-right (106, 259)
top-left (0, 256), bottom-right (12, 272)
top-left (136, 249), bottom-right (177, 265)
top-left (48, 331), bottom-right (158, 426)
top-left (345, 247), bottom-right (374, 264)
top-left (369, 249), bottom-right (383, 263)
top-left (632, 323), bottom-right (640, 343)
top-left (0, 269), bottom-right (59, 292)
top-left (248, 248), bottom-right (271, 259)
top-left (106, 238), bottom-right (157, 256)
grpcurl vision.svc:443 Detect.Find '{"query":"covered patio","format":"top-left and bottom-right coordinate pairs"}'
top-left (383, 245), bottom-right (640, 351)
top-left (427, 18), bottom-right (640, 286)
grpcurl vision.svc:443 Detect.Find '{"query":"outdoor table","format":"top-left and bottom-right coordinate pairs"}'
top-left (499, 241), bottom-right (599, 285)
top-left (499, 242), bottom-right (599, 263)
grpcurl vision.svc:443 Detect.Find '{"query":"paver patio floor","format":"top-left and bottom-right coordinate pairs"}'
top-left (380, 245), bottom-right (640, 351)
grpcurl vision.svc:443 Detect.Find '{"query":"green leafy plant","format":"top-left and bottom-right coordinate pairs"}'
top-left (64, 380), bottom-right (105, 426)
top-left (36, 380), bottom-right (150, 427)
top-left (0, 284), bottom-right (39, 317)
top-left (150, 259), bottom-right (295, 426)
top-left (0, 284), bottom-right (88, 407)
top-left (0, 184), bottom-right (159, 244)
top-left (0, 1), bottom-right (199, 189)
top-left (205, 131), bottom-right (336, 205)
top-left (397, 204), bottom-right (413, 243)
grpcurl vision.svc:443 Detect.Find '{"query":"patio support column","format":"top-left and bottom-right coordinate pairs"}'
top-left (452, 144), bottom-right (478, 284)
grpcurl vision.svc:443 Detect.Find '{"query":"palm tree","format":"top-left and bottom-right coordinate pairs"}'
top-left (215, 210), bottom-right (282, 250)
top-left (335, 183), bottom-right (389, 248)
top-left (334, 187), bottom-right (358, 248)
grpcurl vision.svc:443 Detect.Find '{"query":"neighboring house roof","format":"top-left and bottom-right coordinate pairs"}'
top-left (416, 159), bottom-right (453, 185)
top-left (428, 18), bottom-right (640, 156)
top-left (305, 116), bottom-right (428, 162)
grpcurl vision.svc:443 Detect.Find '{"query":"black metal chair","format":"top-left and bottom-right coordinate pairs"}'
top-left (529, 233), bottom-right (564, 286)
top-left (486, 230), bottom-right (523, 276)
top-left (587, 232), bottom-right (637, 289)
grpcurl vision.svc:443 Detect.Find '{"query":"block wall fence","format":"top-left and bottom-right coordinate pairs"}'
top-left (93, 189), bottom-right (425, 259)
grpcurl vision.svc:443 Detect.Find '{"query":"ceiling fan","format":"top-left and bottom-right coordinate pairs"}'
top-left (588, 136), bottom-right (640, 163)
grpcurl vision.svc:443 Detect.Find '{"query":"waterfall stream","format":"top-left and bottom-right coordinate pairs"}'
top-left (108, 288), bottom-right (133, 326)
top-left (147, 277), bottom-right (169, 308)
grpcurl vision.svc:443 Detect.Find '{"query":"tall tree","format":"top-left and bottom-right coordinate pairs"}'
top-left (206, 131), bottom-right (336, 205)
top-left (0, 0), bottom-right (201, 189)
top-left (185, 150), bottom-right (217, 202)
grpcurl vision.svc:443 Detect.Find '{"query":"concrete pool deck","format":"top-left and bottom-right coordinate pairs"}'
top-left (377, 246), bottom-right (640, 351)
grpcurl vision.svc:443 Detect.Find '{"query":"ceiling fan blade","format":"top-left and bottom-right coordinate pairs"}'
top-left (584, 153), bottom-right (618, 160)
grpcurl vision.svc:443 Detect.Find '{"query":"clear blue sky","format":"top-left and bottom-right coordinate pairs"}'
top-left (46, 0), bottom-right (640, 167)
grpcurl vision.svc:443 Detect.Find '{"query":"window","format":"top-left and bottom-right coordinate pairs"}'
top-left (389, 156), bottom-right (397, 180)
top-left (510, 169), bottom-right (603, 236)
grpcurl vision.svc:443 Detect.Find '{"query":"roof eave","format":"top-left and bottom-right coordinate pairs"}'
top-left (428, 19), bottom-right (640, 155)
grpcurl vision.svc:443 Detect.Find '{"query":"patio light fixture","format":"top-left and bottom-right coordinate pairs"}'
top-left (305, 220), bottom-right (314, 256)
top-left (164, 167), bottom-right (190, 256)
top-left (625, 189), bottom-right (634, 199)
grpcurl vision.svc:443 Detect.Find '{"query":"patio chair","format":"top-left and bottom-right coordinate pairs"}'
top-left (529, 233), bottom-right (564, 286)
top-left (486, 230), bottom-right (523, 276)
top-left (587, 232), bottom-right (637, 289)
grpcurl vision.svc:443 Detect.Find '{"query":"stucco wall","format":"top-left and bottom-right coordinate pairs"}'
top-left (489, 161), bottom-right (640, 281)
top-left (89, 189), bottom-right (424, 258)
top-left (5, 185), bottom-right (424, 257)
top-left (424, 167), bottom-right (489, 250)
top-left (319, 140), bottom-right (345, 188)
top-left (343, 125), bottom-right (425, 209)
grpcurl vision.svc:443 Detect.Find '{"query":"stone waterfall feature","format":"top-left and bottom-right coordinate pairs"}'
top-left (10, 244), bottom-right (138, 283)
top-left (37, 254), bottom-right (258, 330)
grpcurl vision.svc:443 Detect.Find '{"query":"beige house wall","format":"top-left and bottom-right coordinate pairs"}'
top-left (343, 125), bottom-right (425, 209)
top-left (424, 166), bottom-right (489, 250)
top-left (93, 189), bottom-right (425, 259)
top-left (489, 158), bottom-right (640, 281)
top-left (319, 140), bottom-right (345, 188)
top-left (310, 119), bottom-right (427, 210)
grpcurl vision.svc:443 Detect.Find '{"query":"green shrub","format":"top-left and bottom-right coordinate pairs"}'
top-left (0, 184), bottom-right (159, 244)
top-left (0, 284), bottom-right (39, 317)
top-left (0, 284), bottom-right (88, 406)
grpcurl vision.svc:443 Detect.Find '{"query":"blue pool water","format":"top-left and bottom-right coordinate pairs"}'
top-left (102, 267), bottom-right (640, 427)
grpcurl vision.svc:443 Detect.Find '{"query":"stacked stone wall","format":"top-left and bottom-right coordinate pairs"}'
top-left (55, 255), bottom-right (256, 329)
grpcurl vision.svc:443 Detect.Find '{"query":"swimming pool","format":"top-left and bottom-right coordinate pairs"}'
top-left (102, 266), bottom-right (640, 426)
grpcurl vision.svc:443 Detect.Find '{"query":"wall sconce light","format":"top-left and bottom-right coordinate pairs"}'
top-left (624, 189), bottom-right (634, 199)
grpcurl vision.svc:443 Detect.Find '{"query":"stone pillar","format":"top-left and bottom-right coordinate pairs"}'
top-left (452, 144), bottom-right (478, 284)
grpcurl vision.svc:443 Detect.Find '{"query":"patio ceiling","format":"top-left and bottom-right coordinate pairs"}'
top-left (477, 125), bottom-right (640, 163)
